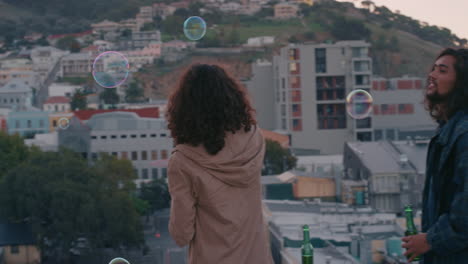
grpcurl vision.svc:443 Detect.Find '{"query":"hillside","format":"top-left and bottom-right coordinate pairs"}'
top-left (0, 0), bottom-right (464, 94)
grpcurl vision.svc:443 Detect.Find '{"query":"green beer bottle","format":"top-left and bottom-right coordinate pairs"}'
top-left (404, 205), bottom-right (420, 262)
top-left (301, 225), bottom-right (314, 264)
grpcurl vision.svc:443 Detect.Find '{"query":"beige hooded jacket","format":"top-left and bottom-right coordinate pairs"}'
top-left (167, 125), bottom-right (274, 264)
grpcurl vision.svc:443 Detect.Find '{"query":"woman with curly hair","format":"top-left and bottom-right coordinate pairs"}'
top-left (166, 64), bottom-right (273, 264)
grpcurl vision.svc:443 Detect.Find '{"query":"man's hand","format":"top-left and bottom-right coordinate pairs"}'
top-left (402, 233), bottom-right (431, 262)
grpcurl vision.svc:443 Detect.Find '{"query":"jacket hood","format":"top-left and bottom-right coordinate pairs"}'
top-left (173, 125), bottom-right (265, 188)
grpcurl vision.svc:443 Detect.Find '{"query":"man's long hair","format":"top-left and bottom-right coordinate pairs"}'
top-left (166, 64), bottom-right (256, 155)
top-left (425, 48), bottom-right (468, 121)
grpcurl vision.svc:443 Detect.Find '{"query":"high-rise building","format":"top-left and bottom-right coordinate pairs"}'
top-left (273, 41), bottom-right (372, 154)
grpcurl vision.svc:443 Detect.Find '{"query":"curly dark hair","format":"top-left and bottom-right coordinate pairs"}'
top-left (424, 48), bottom-right (468, 121)
top-left (166, 64), bottom-right (257, 155)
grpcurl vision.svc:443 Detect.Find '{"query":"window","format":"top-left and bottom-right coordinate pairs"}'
top-left (121, 135), bottom-right (127, 138)
top-left (162, 168), bottom-right (167, 178)
top-left (356, 117), bottom-right (372, 129)
top-left (141, 151), bottom-right (147, 160)
top-left (131, 151), bottom-right (138, 160)
top-left (91, 136), bottom-right (97, 139)
top-left (150, 134), bottom-right (157, 138)
top-left (291, 90), bottom-right (301, 102)
top-left (111, 152), bottom-right (118, 157)
top-left (161, 150), bottom-right (168, 159)
top-left (121, 151), bottom-right (128, 160)
top-left (131, 134), bottom-right (137, 138)
top-left (281, 78), bottom-right (285, 89)
top-left (315, 48), bottom-right (326, 73)
top-left (373, 105), bottom-right (380, 115)
top-left (111, 135), bottom-right (117, 139)
top-left (91, 153), bottom-right (98, 160)
top-left (134, 169), bottom-right (139, 178)
top-left (352, 47), bottom-right (368, 58)
top-left (281, 119), bottom-right (287, 130)
top-left (27, 120), bottom-right (32, 128)
top-left (316, 76), bottom-right (345, 100)
top-left (15, 120), bottom-right (20, 128)
top-left (289, 76), bottom-right (301, 89)
top-left (357, 132), bottom-right (372, 142)
top-left (152, 168), bottom-right (159, 179)
top-left (101, 135), bottom-right (107, 139)
top-left (140, 134), bottom-right (147, 138)
top-left (289, 62), bottom-right (300, 75)
top-left (381, 104), bottom-right (397, 115)
top-left (39, 120), bottom-right (44, 128)
top-left (151, 150), bottom-right (158, 160)
top-left (55, 105), bottom-right (58, 112)
top-left (10, 245), bottom-right (19, 254)
top-left (355, 75), bottom-right (370, 86)
top-left (160, 133), bottom-right (167, 137)
top-left (354, 61), bottom-right (370, 72)
top-left (142, 168), bottom-right (149, 179)
top-left (289, 48), bottom-right (300, 60)
top-left (386, 129), bottom-right (395, 140)
top-left (317, 104), bottom-right (347, 129)
top-left (292, 119), bottom-right (302, 131)
top-left (374, 129), bottom-right (383, 141)
top-left (398, 104), bottom-right (414, 114)
top-left (292, 104), bottom-right (301, 117)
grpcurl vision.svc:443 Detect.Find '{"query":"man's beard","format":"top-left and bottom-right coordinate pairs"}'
top-left (425, 88), bottom-right (452, 105)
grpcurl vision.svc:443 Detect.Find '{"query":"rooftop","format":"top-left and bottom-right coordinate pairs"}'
top-left (74, 107), bottom-right (160, 121)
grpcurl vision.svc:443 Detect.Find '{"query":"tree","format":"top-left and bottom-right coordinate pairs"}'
top-left (262, 139), bottom-right (297, 175)
top-left (139, 179), bottom-right (171, 215)
top-left (99, 88), bottom-right (120, 105)
top-left (56, 36), bottom-right (81, 52)
top-left (0, 132), bottom-right (29, 181)
top-left (330, 16), bottom-right (371, 41)
top-left (162, 15), bottom-right (185, 38)
top-left (125, 81), bottom-right (145, 103)
top-left (70, 89), bottom-right (87, 110)
top-left (0, 149), bottom-right (144, 263)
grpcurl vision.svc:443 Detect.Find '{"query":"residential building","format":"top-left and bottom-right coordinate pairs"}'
top-left (48, 82), bottom-right (82, 98)
top-left (49, 112), bottom-right (74, 133)
top-left (295, 154), bottom-right (343, 177)
top-left (238, 3), bottom-right (262, 15)
top-left (47, 30), bottom-right (93, 46)
top-left (118, 31), bottom-right (161, 50)
top-left (270, 41), bottom-right (372, 154)
top-left (343, 139), bottom-right (428, 213)
top-left (119, 19), bottom-right (139, 33)
top-left (0, 79), bottom-right (33, 109)
top-left (91, 20), bottom-right (121, 34)
top-left (245, 60), bottom-right (275, 130)
top-left (274, 3), bottom-right (299, 19)
top-left (58, 108), bottom-right (171, 187)
top-left (152, 3), bottom-right (177, 19)
top-left (0, 69), bottom-right (40, 88)
top-left (244, 36), bottom-right (275, 47)
top-left (136, 6), bottom-right (154, 30)
top-left (60, 52), bottom-right (100, 78)
top-left (123, 42), bottom-right (162, 71)
top-left (25, 131), bottom-right (59, 152)
top-left (219, 2), bottom-right (241, 13)
top-left (371, 76), bottom-right (436, 141)
top-left (43, 96), bottom-right (71, 113)
top-left (0, 221), bottom-right (41, 264)
top-left (289, 0), bottom-right (314, 6)
top-left (7, 106), bottom-right (49, 139)
top-left (0, 108), bottom-right (10, 132)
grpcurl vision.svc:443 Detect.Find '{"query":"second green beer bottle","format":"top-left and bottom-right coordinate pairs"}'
top-left (404, 205), bottom-right (421, 262)
top-left (302, 224), bottom-right (314, 264)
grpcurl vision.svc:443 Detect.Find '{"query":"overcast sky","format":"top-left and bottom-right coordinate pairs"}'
top-left (337, 0), bottom-right (468, 39)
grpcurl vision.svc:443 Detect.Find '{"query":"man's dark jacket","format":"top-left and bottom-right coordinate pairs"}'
top-left (422, 108), bottom-right (468, 263)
